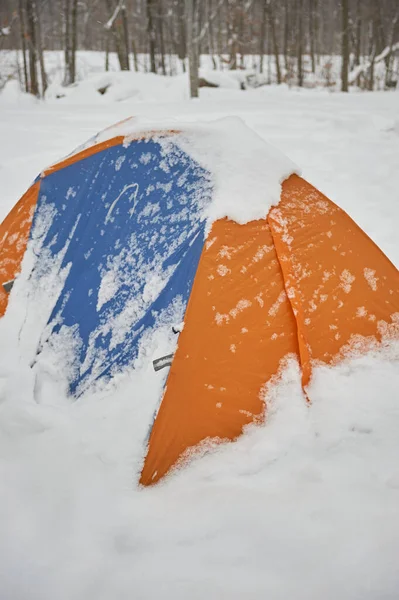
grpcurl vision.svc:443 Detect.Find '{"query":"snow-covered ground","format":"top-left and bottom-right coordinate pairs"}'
top-left (1, 76), bottom-right (399, 600)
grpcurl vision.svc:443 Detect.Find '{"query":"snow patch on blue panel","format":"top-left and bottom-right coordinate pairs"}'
top-left (29, 138), bottom-right (213, 396)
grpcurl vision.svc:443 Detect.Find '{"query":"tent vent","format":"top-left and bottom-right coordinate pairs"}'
top-left (153, 353), bottom-right (174, 372)
top-left (2, 280), bottom-right (14, 293)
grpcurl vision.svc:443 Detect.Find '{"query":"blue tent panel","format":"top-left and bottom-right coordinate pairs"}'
top-left (30, 138), bottom-right (213, 396)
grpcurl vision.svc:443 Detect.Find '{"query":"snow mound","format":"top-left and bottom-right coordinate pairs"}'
top-left (45, 71), bottom-right (188, 104)
top-left (43, 69), bottom-right (251, 105)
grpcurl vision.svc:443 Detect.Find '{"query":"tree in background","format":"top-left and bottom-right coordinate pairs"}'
top-left (104, 0), bottom-right (130, 71)
top-left (186, 0), bottom-right (198, 97)
top-left (25, 0), bottom-right (39, 96)
top-left (297, 0), bottom-right (303, 86)
top-left (341, 0), bottom-right (349, 91)
top-left (18, 0), bottom-right (29, 92)
top-left (63, 0), bottom-right (79, 85)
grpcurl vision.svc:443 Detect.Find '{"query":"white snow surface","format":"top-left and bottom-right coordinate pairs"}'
top-left (50, 114), bottom-right (297, 228)
top-left (1, 76), bottom-right (399, 600)
top-left (172, 118), bottom-right (298, 227)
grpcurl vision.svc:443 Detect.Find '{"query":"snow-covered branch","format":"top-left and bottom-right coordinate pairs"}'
top-left (349, 41), bottom-right (399, 84)
top-left (104, 0), bottom-right (125, 31)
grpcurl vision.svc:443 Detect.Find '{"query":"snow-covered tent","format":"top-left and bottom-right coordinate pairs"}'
top-left (1, 118), bottom-right (398, 485)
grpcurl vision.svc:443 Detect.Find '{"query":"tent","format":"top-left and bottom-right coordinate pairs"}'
top-left (1, 118), bottom-right (399, 486)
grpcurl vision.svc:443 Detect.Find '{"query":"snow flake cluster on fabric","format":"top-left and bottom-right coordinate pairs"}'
top-left (30, 137), bottom-right (213, 396)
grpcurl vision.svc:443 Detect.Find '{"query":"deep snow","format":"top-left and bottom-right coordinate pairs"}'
top-left (1, 76), bottom-right (399, 600)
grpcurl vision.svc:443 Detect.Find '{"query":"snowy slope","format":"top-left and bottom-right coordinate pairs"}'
top-left (0, 79), bottom-right (399, 600)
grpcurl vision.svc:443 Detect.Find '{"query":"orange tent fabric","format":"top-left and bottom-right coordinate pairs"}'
top-left (140, 218), bottom-right (299, 485)
top-left (0, 182), bottom-right (40, 317)
top-left (42, 130), bottom-right (179, 176)
top-left (268, 175), bottom-right (399, 387)
top-left (141, 175), bottom-right (399, 486)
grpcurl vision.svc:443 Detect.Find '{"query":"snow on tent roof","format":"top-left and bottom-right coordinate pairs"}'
top-left (0, 117), bottom-right (399, 486)
top-left (43, 116), bottom-right (299, 229)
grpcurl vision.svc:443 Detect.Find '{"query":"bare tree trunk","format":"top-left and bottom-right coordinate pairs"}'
top-left (341, 0), bottom-right (349, 91)
top-left (207, 0), bottom-right (217, 69)
top-left (197, 0), bottom-right (203, 67)
top-left (314, 0), bottom-right (319, 66)
top-left (375, 2), bottom-right (387, 62)
top-left (217, 0), bottom-right (223, 69)
top-left (63, 0), bottom-right (71, 84)
top-left (267, 18), bottom-right (271, 84)
top-left (104, 0), bottom-right (129, 71)
top-left (385, 10), bottom-right (399, 88)
top-left (121, 5), bottom-right (130, 70)
top-left (187, 0), bottom-right (198, 97)
top-left (297, 0), bottom-right (303, 86)
top-left (47, 0), bottom-right (56, 50)
top-left (367, 18), bottom-right (376, 91)
top-left (354, 0), bottom-right (361, 64)
top-left (35, 0), bottom-right (47, 95)
top-left (18, 0), bottom-right (29, 92)
top-left (25, 0), bottom-right (39, 97)
top-left (283, 0), bottom-right (289, 73)
top-left (157, 0), bottom-right (166, 75)
top-left (268, 1), bottom-right (282, 84)
top-left (105, 30), bottom-right (110, 71)
top-left (177, 0), bottom-right (187, 71)
top-left (259, 0), bottom-right (267, 73)
top-left (132, 38), bottom-right (139, 72)
top-left (228, 1), bottom-right (238, 70)
top-left (352, 0), bottom-right (361, 86)
top-left (239, 4), bottom-right (245, 69)
top-left (309, 0), bottom-right (315, 73)
top-left (147, 0), bottom-right (157, 73)
top-left (70, 0), bottom-right (78, 83)
top-left (250, 1), bottom-right (257, 70)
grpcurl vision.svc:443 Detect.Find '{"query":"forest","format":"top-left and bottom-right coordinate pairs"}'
top-left (0, 0), bottom-right (398, 97)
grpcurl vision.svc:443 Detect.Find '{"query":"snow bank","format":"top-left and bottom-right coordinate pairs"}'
top-left (45, 71), bottom-right (188, 104)
top-left (43, 69), bottom-right (253, 106)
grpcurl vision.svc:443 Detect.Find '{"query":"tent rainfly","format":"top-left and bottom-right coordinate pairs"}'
top-left (1, 118), bottom-right (398, 486)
